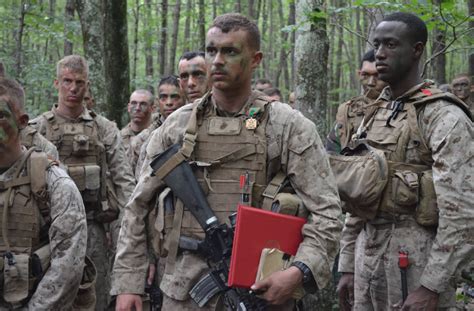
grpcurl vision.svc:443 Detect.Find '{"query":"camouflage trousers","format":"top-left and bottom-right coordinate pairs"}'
top-left (353, 217), bottom-right (455, 310)
top-left (87, 220), bottom-right (111, 311)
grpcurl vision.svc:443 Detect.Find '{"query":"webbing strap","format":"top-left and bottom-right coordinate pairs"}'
top-left (153, 152), bottom-right (187, 181)
top-left (212, 145), bottom-right (257, 165)
top-left (164, 199), bottom-right (184, 275)
top-left (0, 176), bottom-right (30, 190)
top-left (261, 171), bottom-right (287, 211)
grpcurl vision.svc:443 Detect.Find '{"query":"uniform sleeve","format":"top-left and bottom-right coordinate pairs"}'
top-left (338, 213), bottom-right (364, 273)
top-left (28, 167), bottom-right (87, 310)
top-left (418, 102), bottom-right (474, 293)
top-left (110, 125), bottom-right (169, 295)
top-left (274, 108), bottom-right (343, 289)
top-left (33, 132), bottom-right (59, 161)
top-left (101, 121), bottom-right (136, 210)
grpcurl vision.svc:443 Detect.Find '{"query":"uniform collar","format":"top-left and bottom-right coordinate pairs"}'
top-left (378, 81), bottom-right (433, 103)
top-left (204, 90), bottom-right (262, 117)
top-left (0, 147), bottom-right (27, 182)
top-left (52, 105), bottom-right (95, 122)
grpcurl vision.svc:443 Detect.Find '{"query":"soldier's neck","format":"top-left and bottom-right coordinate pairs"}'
top-left (390, 68), bottom-right (422, 99)
top-left (0, 142), bottom-right (22, 170)
top-left (131, 119), bottom-right (150, 133)
top-left (55, 103), bottom-right (84, 120)
top-left (212, 85), bottom-right (252, 113)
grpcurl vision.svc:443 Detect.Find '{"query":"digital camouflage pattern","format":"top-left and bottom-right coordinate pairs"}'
top-left (326, 95), bottom-right (376, 153)
top-left (338, 83), bottom-right (474, 309)
top-left (0, 149), bottom-right (87, 310)
top-left (30, 107), bottom-right (136, 310)
top-left (111, 92), bottom-right (343, 307)
top-left (120, 123), bottom-right (137, 158)
top-left (20, 125), bottom-right (58, 160)
top-left (129, 112), bottom-right (164, 179)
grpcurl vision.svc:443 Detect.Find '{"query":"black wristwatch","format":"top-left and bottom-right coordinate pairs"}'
top-left (291, 261), bottom-right (318, 294)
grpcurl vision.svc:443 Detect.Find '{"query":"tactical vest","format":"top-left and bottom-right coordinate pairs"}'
top-left (361, 84), bottom-right (471, 224)
top-left (334, 96), bottom-right (375, 149)
top-left (0, 149), bottom-right (52, 307)
top-left (41, 111), bottom-right (107, 214)
top-left (163, 96), bottom-right (270, 240)
top-left (19, 126), bottom-right (38, 149)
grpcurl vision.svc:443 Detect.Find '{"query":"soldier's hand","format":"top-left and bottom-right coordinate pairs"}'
top-left (116, 294), bottom-right (142, 311)
top-left (337, 272), bottom-right (354, 311)
top-left (251, 266), bottom-right (303, 305)
top-left (398, 286), bottom-right (438, 311)
top-left (147, 263), bottom-right (156, 285)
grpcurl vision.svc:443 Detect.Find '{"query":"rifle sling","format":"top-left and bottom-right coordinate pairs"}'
top-left (164, 199), bottom-right (184, 275)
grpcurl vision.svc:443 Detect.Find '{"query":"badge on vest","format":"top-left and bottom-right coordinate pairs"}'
top-left (245, 107), bottom-right (260, 130)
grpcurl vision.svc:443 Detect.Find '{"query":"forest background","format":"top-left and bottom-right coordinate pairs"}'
top-left (0, 0), bottom-right (472, 135)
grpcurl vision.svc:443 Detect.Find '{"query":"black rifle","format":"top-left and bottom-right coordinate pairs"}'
top-left (151, 144), bottom-right (266, 310)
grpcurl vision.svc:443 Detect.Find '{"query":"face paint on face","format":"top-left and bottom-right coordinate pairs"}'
top-left (178, 57), bottom-right (209, 102)
top-left (451, 77), bottom-right (471, 100)
top-left (158, 84), bottom-right (185, 119)
top-left (205, 28), bottom-right (261, 91)
top-left (0, 100), bottom-right (20, 146)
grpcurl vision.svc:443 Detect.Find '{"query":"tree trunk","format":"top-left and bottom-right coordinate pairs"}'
top-left (261, 0), bottom-right (269, 78)
top-left (468, 0), bottom-right (474, 79)
top-left (234, 0), bottom-right (241, 13)
top-left (183, 0), bottom-right (192, 53)
top-left (103, 0), bottom-right (130, 126)
top-left (295, 0), bottom-right (329, 134)
top-left (144, 0), bottom-right (153, 89)
top-left (64, 0), bottom-right (75, 56)
top-left (131, 0), bottom-right (140, 89)
top-left (248, 0), bottom-right (255, 19)
top-left (275, 0), bottom-right (288, 91)
top-left (332, 6), bottom-right (344, 122)
top-left (14, 0), bottom-right (27, 78)
top-left (168, 0), bottom-right (181, 74)
top-left (158, 0), bottom-right (168, 77)
top-left (431, 27), bottom-right (446, 84)
top-left (75, 0), bottom-right (105, 109)
top-left (198, 0), bottom-right (205, 51)
top-left (289, 1), bottom-right (296, 89)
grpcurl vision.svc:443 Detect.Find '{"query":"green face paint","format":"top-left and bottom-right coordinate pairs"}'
top-left (0, 100), bottom-right (19, 145)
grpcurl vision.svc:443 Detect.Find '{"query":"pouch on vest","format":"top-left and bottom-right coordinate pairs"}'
top-left (73, 134), bottom-right (90, 156)
top-left (415, 170), bottom-right (438, 226)
top-left (271, 193), bottom-right (307, 218)
top-left (68, 165), bottom-right (101, 205)
top-left (328, 143), bottom-right (388, 220)
top-left (73, 256), bottom-right (97, 311)
top-left (94, 177), bottom-right (119, 223)
top-left (3, 253), bottom-right (29, 304)
top-left (391, 170), bottom-right (419, 207)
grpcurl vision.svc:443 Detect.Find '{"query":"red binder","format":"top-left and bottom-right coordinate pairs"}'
top-left (228, 205), bottom-right (306, 288)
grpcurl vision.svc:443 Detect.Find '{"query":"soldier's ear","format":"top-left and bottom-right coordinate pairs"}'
top-left (17, 113), bottom-right (29, 129)
top-left (53, 79), bottom-right (59, 90)
top-left (251, 51), bottom-right (263, 70)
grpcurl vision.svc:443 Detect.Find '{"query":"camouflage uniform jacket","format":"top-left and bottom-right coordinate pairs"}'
top-left (29, 106), bottom-right (136, 215)
top-left (129, 113), bottom-right (164, 179)
top-left (20, 125), bottom-right (59, 160)
top-left (111, 91), bottom-right (343, 296)
top-left (0, 148), bottom-right (87, 310)
top-left (326, 95), bottom-right (375, 153)
top-left (338, 83), bottom-right (474, 293)
top-left (120, 122), bottom-right (138, 157)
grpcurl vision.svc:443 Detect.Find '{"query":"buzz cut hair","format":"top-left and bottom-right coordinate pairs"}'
top-left (0, 77), bottom-right (25, 114)
top-left (56, 54), bottom-right (89, 78)
top-left (131, 89), bottom-right (155, 103)
top-left (453, 73), bottom-right (471, 83)
top-left (210, 13), bottom-right (260, 51)
top-left (255, 78), bottom-right (272, 86)
top-left (381, 12), bottom-right (428, 45)
top-left (360, 50), bottom-right (375, 69)
top-left (179, 51), bottom-right (205, 61)
top-left (158, 75), bottom-right (180, 89)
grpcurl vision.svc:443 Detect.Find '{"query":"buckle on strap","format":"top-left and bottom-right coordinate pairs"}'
top-left (262, 172), bottom-right (287, 199)
top-left (181, 132), bottom-right (197, 158)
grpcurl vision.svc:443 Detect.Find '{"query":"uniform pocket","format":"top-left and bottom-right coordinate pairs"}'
top-left (391, 170), bottom-right (419, 207)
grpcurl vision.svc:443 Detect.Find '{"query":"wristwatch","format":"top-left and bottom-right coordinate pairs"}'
top-left (291, 261), bottom-right (318, 294)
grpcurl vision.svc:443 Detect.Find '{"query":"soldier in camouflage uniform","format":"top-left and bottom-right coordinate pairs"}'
top-left (0, 77), bottom-right (87, 309)
top-left (130, 75), bottom-right (186, 179)
top-left (112, 13), bottom-right (342, 310)
top-left (326, 49), bottom-right (387, 153)
top-left (121, 89), bottom-right (154, 159)
top-left (178, 51), bottom-right (209, 104)
top-left (29, 55), bottom-right (136, 310)
top-left (336, 13), bottom-right (473, 310)
top-left (451, 74), bottom-right (472, 115)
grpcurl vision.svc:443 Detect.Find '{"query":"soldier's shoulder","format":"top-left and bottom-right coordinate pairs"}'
top-left (28, 112), bottom-right (50, 126)
top-left (93, 113), bottom-right (119, 129)
top-left (159, 103), bottom-right (194, 130)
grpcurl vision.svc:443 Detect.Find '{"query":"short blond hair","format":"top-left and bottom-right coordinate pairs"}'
top-left (56, 55), bottom-right (89, 78)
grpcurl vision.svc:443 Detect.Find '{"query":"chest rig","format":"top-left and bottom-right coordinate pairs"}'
top-left (42, 111), bottom-right (106, 212)
top-left (361, 84), bottom-right (471, 223)
top-left (175, 96), bottom-right (270, 239)
top-left (0, 149), bottom-right (51, 307)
